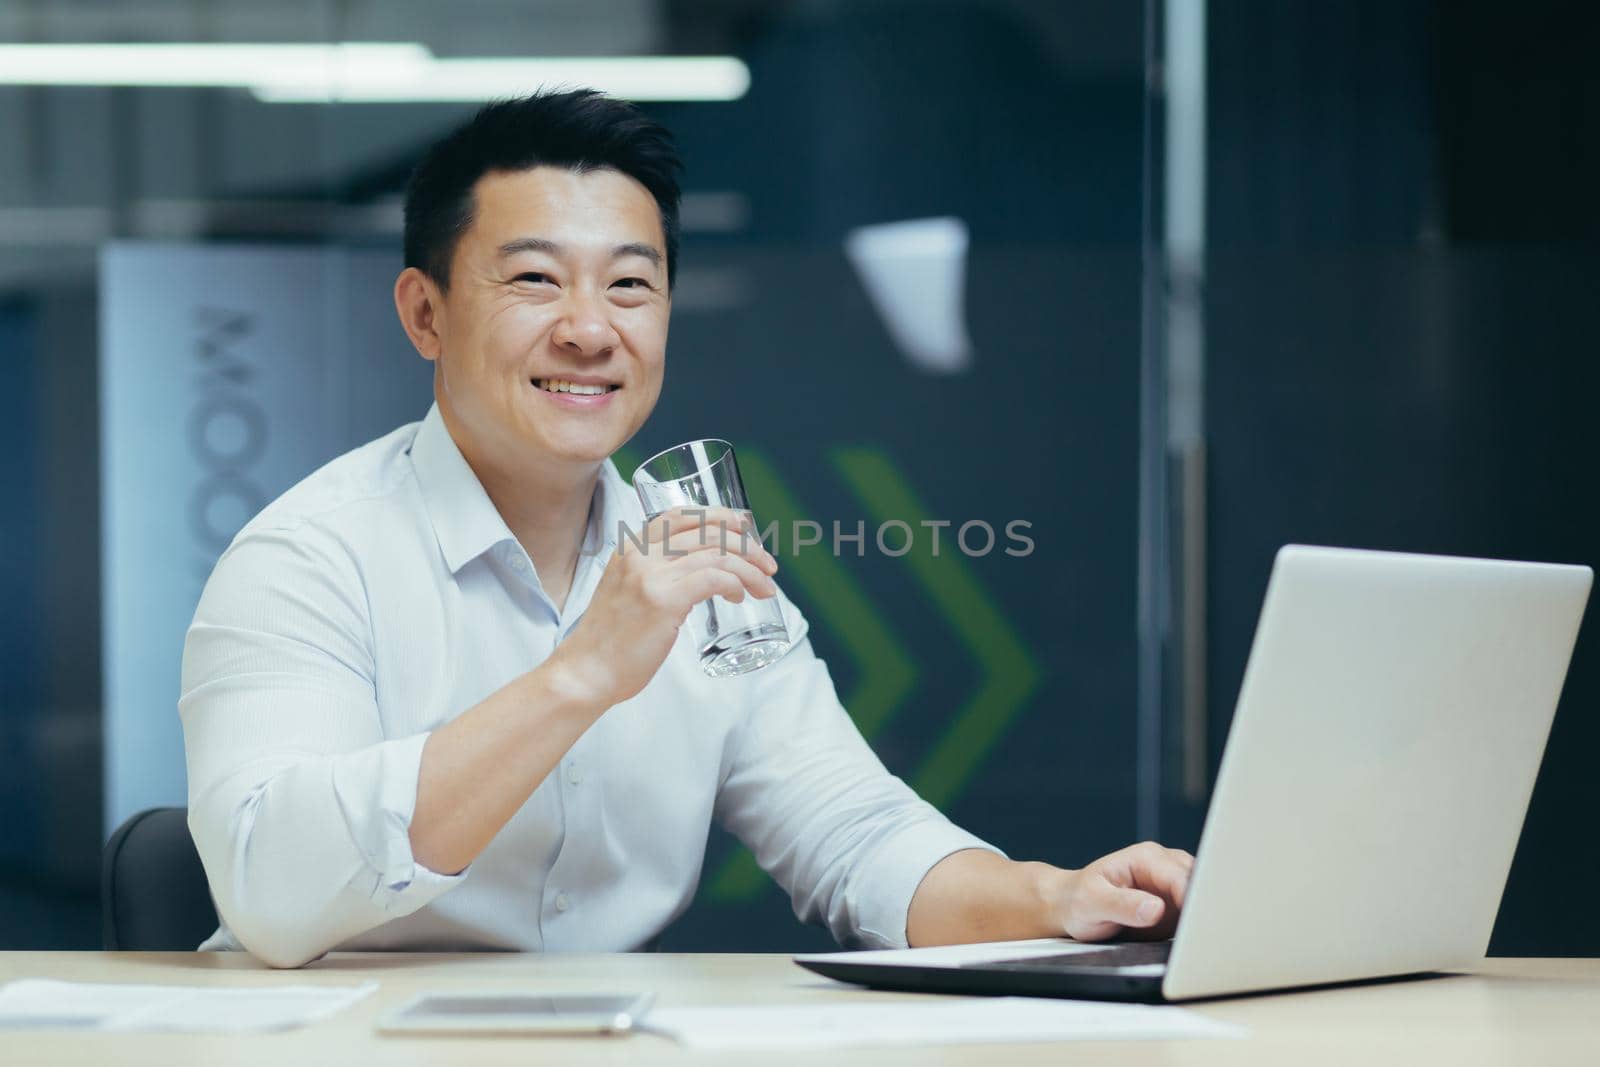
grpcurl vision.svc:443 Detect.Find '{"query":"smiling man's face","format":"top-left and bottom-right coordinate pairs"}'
top-left (423, 164), bottom-right (670, 474)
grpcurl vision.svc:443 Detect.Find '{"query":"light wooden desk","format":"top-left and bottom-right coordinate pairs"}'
top-left (3, 952), bottom-right (1598, 1065)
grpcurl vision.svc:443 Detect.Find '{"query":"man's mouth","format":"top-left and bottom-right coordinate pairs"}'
top-left (533, 378), bottom-right (621, 395)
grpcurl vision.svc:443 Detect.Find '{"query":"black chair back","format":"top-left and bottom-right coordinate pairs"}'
top-left (101, 807), bottom-right (219, 950)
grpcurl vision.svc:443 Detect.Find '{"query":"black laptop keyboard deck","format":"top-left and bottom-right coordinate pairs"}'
top-left (965, 941), bottom-right (1173, 972)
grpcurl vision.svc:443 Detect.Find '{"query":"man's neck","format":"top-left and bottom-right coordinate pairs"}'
top-left (438, 403), bottom-right (601, 613)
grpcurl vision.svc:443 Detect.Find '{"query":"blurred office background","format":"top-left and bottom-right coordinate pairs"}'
top-left (1, 0), bottom-right (1596, 956)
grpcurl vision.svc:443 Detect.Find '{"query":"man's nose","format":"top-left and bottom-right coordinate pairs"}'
top-left (552, 290), bottom-right (620, 356)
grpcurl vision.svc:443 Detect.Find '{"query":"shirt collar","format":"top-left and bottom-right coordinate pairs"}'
top-left (581, 449), bottom-right (635, 564)
top-left (408, 402), bottom-right (639, 575)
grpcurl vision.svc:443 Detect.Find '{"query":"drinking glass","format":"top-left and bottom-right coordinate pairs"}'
top-left (632, 440), bottom-right (791, 677)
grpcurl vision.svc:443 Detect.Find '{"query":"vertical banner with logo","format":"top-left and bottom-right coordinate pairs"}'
top-left (98, 242), bottom-right (430, 833)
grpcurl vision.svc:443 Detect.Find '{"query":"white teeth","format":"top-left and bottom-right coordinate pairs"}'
top-left (537, 378), bottom-right (612, 395)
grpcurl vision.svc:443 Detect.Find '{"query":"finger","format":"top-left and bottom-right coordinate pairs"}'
top-left (642, 506), bottom-right (755, 543)
top-left (1098, 883), bottom-right (1166, 929)
top-left (674, 565), bottom-right (749, 607)
top-left (667, 548), bottom-right (778, 599)
top-left (660, 526), bottom-right (778, 573)
top-left (1131, 851), bottom-right (1192, 908)
top-left (1108, 843), bottom-right (1193, 900)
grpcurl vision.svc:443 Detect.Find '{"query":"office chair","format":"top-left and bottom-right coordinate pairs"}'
top-left (101, 807), bottom-right (219, 950)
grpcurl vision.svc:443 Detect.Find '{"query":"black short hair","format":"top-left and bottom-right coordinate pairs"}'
top-left (403, 89), bottom-right (682, 291)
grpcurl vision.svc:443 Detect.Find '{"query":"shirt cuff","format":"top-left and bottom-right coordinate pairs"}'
top-left (330, 730), bottom-right (466, 916)
top-left (853, 820), bottom-right (1007, 949)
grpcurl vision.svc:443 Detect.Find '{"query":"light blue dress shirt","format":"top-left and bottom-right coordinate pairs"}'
top-left (180, 404), bottom-right (999, 967)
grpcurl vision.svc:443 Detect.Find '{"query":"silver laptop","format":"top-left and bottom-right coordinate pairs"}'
top-left (797, 546), bottom-right (1592, 1001)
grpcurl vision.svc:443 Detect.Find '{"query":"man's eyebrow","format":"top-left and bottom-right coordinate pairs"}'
top-left (612, 242), bottom-right (662, 268)
top-left (497, 237), bottom-right (661, 270)
top-left (498, 237), bottom-right (562, 258)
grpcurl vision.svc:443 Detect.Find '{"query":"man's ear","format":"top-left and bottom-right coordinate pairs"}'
top-left (394, 267), bottom-right (445, 362)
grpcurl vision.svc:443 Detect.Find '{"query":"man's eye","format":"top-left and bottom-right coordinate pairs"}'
top-left (514, 272), bottom-right (551, 284)
top-left (613, 277), bottom-right (650, 289)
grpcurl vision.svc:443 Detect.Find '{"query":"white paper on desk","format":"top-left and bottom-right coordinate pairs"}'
top-left (0, 979), bottom-right (377, 1032)
top-left (644, 997), bottom-right (1246, 1051)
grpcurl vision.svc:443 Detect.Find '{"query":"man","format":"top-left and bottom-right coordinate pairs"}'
top-left (181, 89), bottom-right (1192, 968)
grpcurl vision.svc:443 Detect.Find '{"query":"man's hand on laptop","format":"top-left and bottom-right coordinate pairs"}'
top-left (907, 843), bottom-right (1193, 946)
top-left (1057, 841), bottom-right (1193, 941)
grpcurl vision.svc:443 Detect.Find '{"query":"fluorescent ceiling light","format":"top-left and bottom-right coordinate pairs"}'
top-left (254, 56), bottom-right (751, 103)
top-left (0, 43), bottom-right (430, 89)
top-left (0, 43), bottom-right (749, 102)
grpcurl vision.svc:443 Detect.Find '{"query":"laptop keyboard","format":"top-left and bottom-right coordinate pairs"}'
top-left (966, 941), bottom-right (1172, 972)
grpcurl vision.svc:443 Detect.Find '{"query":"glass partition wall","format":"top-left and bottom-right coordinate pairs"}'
top-left (1142, 0), bottom-right (1600, 956)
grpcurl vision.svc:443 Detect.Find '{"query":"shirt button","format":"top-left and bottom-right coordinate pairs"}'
top-left (510, 554), bottom-right (528, 572)
top-left (566, 764), bottom-right (582, 786)
top-left (555, 893), bottom-right (571, 913)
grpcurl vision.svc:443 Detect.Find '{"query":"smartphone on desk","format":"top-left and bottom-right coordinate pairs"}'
top-left (378, 991), bottom-right (655, 1035)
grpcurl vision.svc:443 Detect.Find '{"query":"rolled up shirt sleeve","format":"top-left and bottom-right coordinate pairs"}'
top-left (713, 592), bottom-right (1005, 949)
top-left (180, 520), bottom-right (464, 968)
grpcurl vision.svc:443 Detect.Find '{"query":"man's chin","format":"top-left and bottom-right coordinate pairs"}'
top-left (532, 433), bottom-right (629, 469)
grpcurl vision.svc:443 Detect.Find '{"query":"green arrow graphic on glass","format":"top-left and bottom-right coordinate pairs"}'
top-left (610, 446), bottom-right (643, 484)
top-left (831, 447), bottom-right (1041, 809)
top-left (706, 446), bottom-right (919, 899)
top-left (615, 443), bottom-right (1038, 900)
top-left (618, 442), bottom-right (918, 744)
